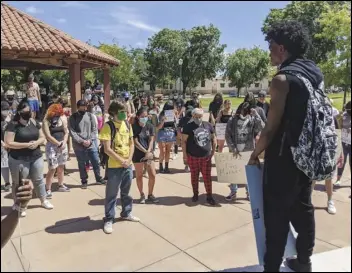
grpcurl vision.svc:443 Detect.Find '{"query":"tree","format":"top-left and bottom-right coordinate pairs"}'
top-left (1, 70), bottom-right (24, 92)
top-left (224, 47), bottom-right (270, 97)
top-left (316, 3), bottom-right (351, 90)
top-left (262, 1), bottom-right (347, 64)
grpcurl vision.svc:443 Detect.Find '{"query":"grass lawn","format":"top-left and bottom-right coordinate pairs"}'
top-left (200, 92), bottom-right (350, 111)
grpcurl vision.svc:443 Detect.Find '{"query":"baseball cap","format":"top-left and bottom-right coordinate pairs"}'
top-left (122, 92), bottom-right (130, 99)
top-left (77, 100), bottom-right (87, 107)
top-left (258, 90), bottom-right (267, 97)
top-left (5, 90), bottom-right (15, 96)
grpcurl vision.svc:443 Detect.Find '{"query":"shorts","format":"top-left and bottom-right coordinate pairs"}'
top-left (157, 128), bottom-right (176, 143)
top-left (132, 150), bottom-right (147, 163)
top-left (45, 142), bottom-right (68, 169)
top-left (28, 99), bottom-right (40, 112)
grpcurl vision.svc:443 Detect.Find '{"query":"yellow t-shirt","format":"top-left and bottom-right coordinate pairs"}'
top-left (99, 121), bottom-right (133, 168)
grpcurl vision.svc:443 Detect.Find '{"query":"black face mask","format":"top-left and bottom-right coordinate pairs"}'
top-left (20, 111), bottom-right (31, 121)
top-left (125, 97), bottom-right (129, 102)
top-left (7, 96), bottom-right (14, 101)
top-left (78, 110), bottom-right (86, 115)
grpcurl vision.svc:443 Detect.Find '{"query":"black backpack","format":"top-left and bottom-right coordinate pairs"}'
top-left (100, 120), bottom-right (130, 168)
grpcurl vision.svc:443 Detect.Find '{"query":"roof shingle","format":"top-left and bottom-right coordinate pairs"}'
top-left (1, 2), bottom-right (119, 66)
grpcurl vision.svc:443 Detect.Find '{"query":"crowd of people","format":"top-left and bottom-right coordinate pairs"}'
top-left (1, 20), bottom-right (351, 273)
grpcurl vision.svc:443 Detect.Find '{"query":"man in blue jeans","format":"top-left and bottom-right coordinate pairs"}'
top-left (69, 100), bottom-right (104, 189)
top-left (99, 101), bottom-right (140, 234)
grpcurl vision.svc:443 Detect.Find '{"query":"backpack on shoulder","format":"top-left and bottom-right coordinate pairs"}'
top-left (280, 71), bottom-right (338, 181)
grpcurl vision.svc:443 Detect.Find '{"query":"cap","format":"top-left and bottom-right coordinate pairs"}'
top-left (77, 100), bottom-right (87, 107)
top-left (1, 101), bottom-right (10, 111)
top-left (122, 92), bottom-right (130, 99)
top-left (28, 74), bottom-right (34, 80)
top-left (258, 90), bottom-right (267, 97)
top-left (5, 90), bottom-right (15, 96)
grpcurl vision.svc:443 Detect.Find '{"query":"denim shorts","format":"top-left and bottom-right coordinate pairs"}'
top-left (28, 99), bottom-right (40, 112)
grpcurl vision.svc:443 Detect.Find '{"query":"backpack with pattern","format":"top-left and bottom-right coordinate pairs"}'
top-left (282, 71), bottom-right (338, 181)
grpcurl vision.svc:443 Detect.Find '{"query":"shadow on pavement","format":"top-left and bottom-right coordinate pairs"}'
top-left (217, 264), bottom-right (291, 272)
top-left (45, 216), bottom-right (103, 234)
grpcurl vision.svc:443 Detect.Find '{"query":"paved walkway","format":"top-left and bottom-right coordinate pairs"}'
top-left (1, 141), bottom-right (351, 271)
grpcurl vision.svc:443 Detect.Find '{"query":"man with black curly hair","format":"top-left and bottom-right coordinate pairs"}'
top-left (248, 20), bottom-right (323, 272)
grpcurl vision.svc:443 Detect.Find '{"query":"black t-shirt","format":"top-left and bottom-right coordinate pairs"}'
top-left (133, 123), bottom-right (155, 151)
top-left (6, 120), bottom-right (42, 161)
top-left (185, 99), bottom-right (200, 109)
top-left (183, 121), bottom-right (214, 157)
top-left (174, 98), bottom-right (185, 108)
top-left (257, 101), bottom-right (270, 117)
top-left (209, 101), bottom-right (222, 119)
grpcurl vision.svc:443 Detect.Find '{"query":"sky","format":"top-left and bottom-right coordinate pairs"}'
top-left (7, 1), bottom-right (290, 52)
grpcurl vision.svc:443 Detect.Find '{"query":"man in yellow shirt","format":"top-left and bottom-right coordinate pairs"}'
top-left (99, 101), bottom-right (140, 234)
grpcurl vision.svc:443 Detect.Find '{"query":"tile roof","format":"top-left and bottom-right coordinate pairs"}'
top-left (1, 2), bottom-right (119, 66)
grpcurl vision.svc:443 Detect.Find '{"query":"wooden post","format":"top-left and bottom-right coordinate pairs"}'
top-left (103, 68), bottom-right (110, 111)
top-left (69, 62), bottom-right (81, 113)
top-left (81, 69), bottom-right (85, 94)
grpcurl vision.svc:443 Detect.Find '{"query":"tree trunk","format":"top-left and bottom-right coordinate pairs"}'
top-left (182, 81), bottom-right (188, 99)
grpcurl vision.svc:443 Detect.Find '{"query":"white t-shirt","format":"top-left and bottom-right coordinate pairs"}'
top-left (84, 89), bottom-right (92, 102)
top-left (24, 82), bottom-right (40, 100)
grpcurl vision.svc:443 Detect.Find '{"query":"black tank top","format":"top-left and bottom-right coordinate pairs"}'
top-left (220, 110), bottom-right (233, 124)
top-left (49, 117), bottom-right (65, 141)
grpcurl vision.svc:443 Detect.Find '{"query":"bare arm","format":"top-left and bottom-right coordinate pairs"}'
top-left (211, 133), bottom-right (217, 156)
top-left (4, 131), bottom-right (30, 149)
top-left (134, 138), bottom-right (148, 154)
top-left (148, 136), bottom-right (155, 153)
top-left (128, 138), bottom-right (135, 163)
top-left (61, 116), bottom-right (69, 145)
top-left (36, 86), bottom-right (41, 104)
top-left (43, 119), bottom-right (61, 146)
top-left (36, 128), bottom-right (46, 146)
top-left (225, 118), bottom-right (235, 152)
top-left (1, 210), bottom-right (18, 249)
top-left (182, 134), bottom-right (189, 159)
top-left (250, 74), bottom-right (289, 159)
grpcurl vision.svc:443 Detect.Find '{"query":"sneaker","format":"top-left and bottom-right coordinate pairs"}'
top-left (206, 196), bottom-right (216, 206)
top-left (46, 190), bottom-right (53, 199)
top-left (96, 178), bottom-right (106, 185)
top-left (122, 214), bottom-right (140, 222)
top-left (103, 221), bottom-right (113, 234)
top-left (225, 192), bottom-right (237, 201)
top-left (42, 200), bottom-right (54, 210)
top-left (184, 166), bottom-right (190, 172)
top-left (172, 154), bottom-right (178, 160)
top-left (192, 194), bottom-right (199, 202)
top-left (286, 258), bottom-right (312, 272)
top-left (4, 183), bottom-right (11, 192)
top-left (64, 169), bottom-right (69, 176)
top-left (81, 182), bottom-right (88, 189)
top-left (139, 193), bottom-right (146, 204)
top-left (147, 194), bottom-right (160, 203)
top-left (334, 180), bottom-right (342, 187)
top-left (58, 185), bottom-right (70, 192)
top-left (20, 210), bottom-right (27, 218)
top-left (327, 200), bottom-right (337, 215)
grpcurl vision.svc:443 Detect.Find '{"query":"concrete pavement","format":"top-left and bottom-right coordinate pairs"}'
top-left (1, 142), bottom-right (351, 271)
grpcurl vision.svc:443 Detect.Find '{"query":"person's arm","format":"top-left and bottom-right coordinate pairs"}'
top-left (35, 127), bottom-right (46, 146)
top-left (134, 137), bottom-right (148, 154)
top-left (182, 134), bottom-right (189, 163)
top-left (36, 85), bottom-right (41, 105)
top-left (43, 119), bottom-right (61, 146)
top-left (156, 115), bottom-right (165, 130)
top-left (61, 115), bottom-right (69, 145)
top-left (90, 113), bottom-right (98, 139)
top-left (249, 75), bottom-right (289, 161)
top-left (4, 130), bottom-right (31, 150)
top-left (215, 110), bottom-right (223, 123)
top-left (210, 130), bottom-right (217, 157)
top-left (69, 115), bottom-right (85, 144)
top-left (225, 118), bottom-right (235, 152)
top-left (252, 110), bottom-right (265, 136)
top-left (127, 130), bottom-right (135, 165)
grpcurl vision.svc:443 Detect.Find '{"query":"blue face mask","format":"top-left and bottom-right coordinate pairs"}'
top-left (139, 117), bottom-right (149, 125)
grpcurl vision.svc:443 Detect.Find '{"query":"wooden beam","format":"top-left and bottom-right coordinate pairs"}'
top-left (103, 68), bottom-right (111, 110)
top-left (16, 57), bottom-right (65, 67)
top-left (69, 62), bottom-right (81, 113)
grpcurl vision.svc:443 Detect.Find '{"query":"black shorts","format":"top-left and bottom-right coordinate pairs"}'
top-left (132, 150), bottom-right (147, 163)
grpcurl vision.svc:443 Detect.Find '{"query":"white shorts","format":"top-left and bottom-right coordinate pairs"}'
top-left (45, 142), bottom-right (68, 170)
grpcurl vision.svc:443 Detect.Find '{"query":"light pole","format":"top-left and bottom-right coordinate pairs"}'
top-left (179, 58), bottom-right (183, 98)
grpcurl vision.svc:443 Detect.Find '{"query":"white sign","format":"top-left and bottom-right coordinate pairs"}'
top-left (342, 128), bottom-right (351, 145)
top-left (246, 165), bottom-right (297, 265)
top-left (215, 123), bottom-right (227, 140)
top-left (214, 152), bottom-right (251, 184)
top-left (1, 146), bottom-right (8, 168)
top-left (164, 110), bottom-right (174, 123)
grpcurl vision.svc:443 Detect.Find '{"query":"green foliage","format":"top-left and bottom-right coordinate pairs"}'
top-left (1, 70), bottom-right (24, 91)
top-left (224, 47), bottom-right (270, 96)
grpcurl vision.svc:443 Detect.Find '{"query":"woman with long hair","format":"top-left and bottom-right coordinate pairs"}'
top-left (132, 107), bottom-right (159, 204)
top-left (1, 102), bottom-right (12, 192)
top-left (5, 100), bottom-right (53, 217)
top-left (209, 93), bottom-right (223, 125)
top-left (156, 101), bottom-right (177, 173)
top-left (43, 103), bottom-right (70, 198)
top-left (90, 95), bottom-right (104, 132)
top-left (215, 99), bottom-right (233, 153)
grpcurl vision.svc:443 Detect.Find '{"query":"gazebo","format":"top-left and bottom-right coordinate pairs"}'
top-left (1, 2), bottom-right (120, 112)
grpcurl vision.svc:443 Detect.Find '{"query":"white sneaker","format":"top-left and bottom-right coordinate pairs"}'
top-left (42, 200), bottom-right (54, 210)
top-left (20, 210), bottom-right (27, 217)
top-left (334, 180), bottom-right (342, 187)
top-left (327, 200), bottom-right (336, 215)
top-left (58, 184), bottom-right (70, 192)
top-left (172, 154), bottom-right (178, 160)
top-left (122, 214), bottom-right (140, 222)
top-left (103, 221), bottom-right (113, 234)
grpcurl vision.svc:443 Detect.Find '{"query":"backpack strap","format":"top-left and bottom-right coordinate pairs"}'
top-left (107, 120), bottom-right (116, 149)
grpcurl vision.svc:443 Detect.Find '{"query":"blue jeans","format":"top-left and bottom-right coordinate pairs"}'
top-left (74, 144), bottom-right (101, 184)
top-left (105, 167), bottom-right (133, 222)
top-left (229, 183), bottom-right (248, 194)
top-left (8, 156), bottom-right (46, 200)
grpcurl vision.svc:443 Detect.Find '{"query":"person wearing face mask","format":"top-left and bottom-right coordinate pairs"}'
top-left (5, 100), bottom-right (53, 216)
top-left (182, 108), bottom-right (217, 205)
top-left (236, 92), bottom-right (267, 124)
top-left (257, 90), bottom-right (270, 117)
top-left (157, 101), bottom-right (177, 173)
top-left (43, 103), bottom-right (70, 198)
top-left (122, 92), bottom-right (135, 119)
top-left (90, 95), bottom-right (104, 131)
top-left (132, 107), bottom-right (159, 204)
top-left (4, 89), bottom-right (18, 116)
top-left (69, 100), bottom-right (105, 189)
top-left (1, 102), bottom-right (12, 192)
top-left (215, 99), bottom-right (233, 153)
top-left (99, 101), bottom-right (139, 234)
top-left (209, 93), bottom-right (224, 125)
top-left (185, 92), bottom-right (202, 109)
top-left (225, 102), bottom-right (265, 201)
